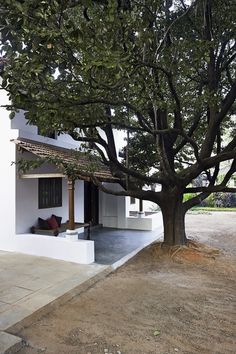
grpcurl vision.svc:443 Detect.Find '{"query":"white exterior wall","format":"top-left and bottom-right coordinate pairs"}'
top-left (127, 197), bottom-right (139, 212)
top-left (0, 88), bottom-right (18, 248)
top-left (12, 110), bottom-right (86, 236)
top-left (11, 110), bottom-right (81, 149)
top-left (0, 89), bottom-right (93, 264)
top-left (100, 183), bottom-right (163, 231)
top-left (15, 178), bottom-right (84, 234)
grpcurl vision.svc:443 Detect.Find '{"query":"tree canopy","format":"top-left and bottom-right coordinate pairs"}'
top-left (0, 0), bottom-right (235, 245)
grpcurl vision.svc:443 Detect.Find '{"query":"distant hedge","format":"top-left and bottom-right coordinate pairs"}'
top-left (184, 192), bottom-right (236, 208)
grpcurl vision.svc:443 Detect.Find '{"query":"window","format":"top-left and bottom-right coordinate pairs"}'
top-left (39, 178), bottom-right (62, 209)
top-left (130, 197), bottom-right (136, 204)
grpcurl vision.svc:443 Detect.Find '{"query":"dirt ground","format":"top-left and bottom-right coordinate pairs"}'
top-left (14, 212), bottom-right (236, 354)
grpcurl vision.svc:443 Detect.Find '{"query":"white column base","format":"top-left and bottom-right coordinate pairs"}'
top-left (66, 229), bottom-right (78, 241)
top-left (137, 212), bottom-right (145, 218)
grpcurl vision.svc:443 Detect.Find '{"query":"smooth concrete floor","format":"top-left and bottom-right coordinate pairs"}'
top-left (80, 227), bottom-right (163, 264)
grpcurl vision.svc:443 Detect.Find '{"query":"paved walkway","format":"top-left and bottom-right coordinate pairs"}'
top-left (0, 226), bottom-right (163, 353)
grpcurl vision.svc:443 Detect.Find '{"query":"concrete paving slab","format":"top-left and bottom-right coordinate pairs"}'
top-left (0, 227), bottom-right (163, 353)
top-left (0, 259), bottom-right (109, 332)
top-left (0, 306), bottom-right (32, 333)
top-left (0, 331), bottom-right (23, 354)
top-left (0, 287), bottom-right (34, 305)
top-left (0, 257), bottom-right (111, 354)
top-left (0, 303), bottom-right (11, 315)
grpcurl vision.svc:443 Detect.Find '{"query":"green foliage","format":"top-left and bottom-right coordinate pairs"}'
top-left (15, 158), bottom-right (44, 173)
top-left (183, 193), bottom-right (198, 203)
top-left (122, 132), bottom-right (159, 177)
top-left (213, 192), bottom-right (236, 208)
top-left (204, 194), bottom-right (215, 207)
top-left (192, 207), bottom-right (236, 212)
top-left (203, 193), bottom-right (236, 207)
top-left (0, 0), bottom-right (235, 207)
top-left (1, 0), bottom-right (234, 134)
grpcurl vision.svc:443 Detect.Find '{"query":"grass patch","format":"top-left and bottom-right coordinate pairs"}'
top-left (191, 207), bottom-right (236, 212)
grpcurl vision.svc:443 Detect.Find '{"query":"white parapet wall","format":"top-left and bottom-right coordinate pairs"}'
top-left (13, 234), bottom-right (94, 264)
top-left (126, 212), bottom-right (163, 231)
top-left (101, 183), bottom-right (163, 231)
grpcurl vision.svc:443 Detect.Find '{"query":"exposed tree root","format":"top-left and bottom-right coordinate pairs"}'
top-left (150, 239), bottom-right (220, 264)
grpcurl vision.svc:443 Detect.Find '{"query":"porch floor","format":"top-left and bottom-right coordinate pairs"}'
top-left (58, 225), bottom-right (163, 264)
top-left (79, 227), bottom-right (163, 264)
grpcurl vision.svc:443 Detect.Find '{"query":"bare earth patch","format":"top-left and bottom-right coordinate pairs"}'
top-left (150, 240), bottom-right (220, 265)
top-left (14, 213), bottom-right (236, 354)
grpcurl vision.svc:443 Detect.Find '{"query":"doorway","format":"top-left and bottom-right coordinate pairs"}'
top-left (84, 181), bottom-right (99, 226)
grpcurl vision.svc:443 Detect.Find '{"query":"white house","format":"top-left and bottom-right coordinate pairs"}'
top-left (0, 88), bottom-right (160, 264)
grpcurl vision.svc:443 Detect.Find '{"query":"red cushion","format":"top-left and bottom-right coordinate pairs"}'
top-left (47, 216), bottom-right (59, 229)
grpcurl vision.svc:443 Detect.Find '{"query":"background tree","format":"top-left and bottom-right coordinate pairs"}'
top-left (0, 0), bottom-right (235, 245)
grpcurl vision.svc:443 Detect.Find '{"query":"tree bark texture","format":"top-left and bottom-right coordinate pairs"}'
top-left (160, 193), bottom-right (187, 246)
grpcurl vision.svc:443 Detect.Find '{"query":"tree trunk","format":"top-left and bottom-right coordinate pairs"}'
top-left (160, 193), bottom-right (187, 246)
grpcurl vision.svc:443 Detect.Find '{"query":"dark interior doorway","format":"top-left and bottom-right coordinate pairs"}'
top-left (84, 181), bottom-right (99, 226)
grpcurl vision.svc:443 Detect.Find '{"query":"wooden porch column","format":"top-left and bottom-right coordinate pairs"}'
top-left (139, 198), bottom-right (143, 213)
top-left (68, 178), bottom-right (75, 230)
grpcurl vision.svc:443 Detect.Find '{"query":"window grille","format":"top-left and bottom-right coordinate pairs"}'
top-left (38, 178), bottom-right (62, 209)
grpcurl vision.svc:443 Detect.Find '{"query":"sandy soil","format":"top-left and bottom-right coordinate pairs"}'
top-left (14, 212), bottom-right (236, 354)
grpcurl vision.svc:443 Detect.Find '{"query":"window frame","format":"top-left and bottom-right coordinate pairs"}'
top-left (38, 177), bottom-right (62, 209)
top-left (130, 196), bottom-right (136, 205)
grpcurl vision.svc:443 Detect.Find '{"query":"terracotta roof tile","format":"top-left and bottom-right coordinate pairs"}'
top-left (12, 138), bottom-right (118, 182)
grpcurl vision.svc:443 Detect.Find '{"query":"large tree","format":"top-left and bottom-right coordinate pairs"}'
top-left (0, 0), bottom-right (235, 245)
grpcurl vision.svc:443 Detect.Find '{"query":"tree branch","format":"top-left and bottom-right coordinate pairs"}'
top-left (184, 191), bottom-right (211, 211)
top-left (91, 176), bottom-right (161, 204)
top-left (174, 111), bottom-right (202, 154)
top-left (221, 159), bottom-right (236, 185)
top-left (216, 80), bottom-right (236, 124)
top-left (155, 0), bottom-right (197, 58)
top-left (71, 130), bottom-right (165, 185)
top-left (221, 52), bottom-right (236, 72)
top-left (182, 149), bottom-right (236, 184)
top-left (154, 128), bottom-right (201, 163)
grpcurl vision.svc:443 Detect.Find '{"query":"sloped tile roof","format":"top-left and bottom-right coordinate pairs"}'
top-left (13, 138), bottom-right (118, 182)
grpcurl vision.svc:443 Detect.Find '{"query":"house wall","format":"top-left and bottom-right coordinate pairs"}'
top-left (11, 110), bottom-right (81, 149)
top-left (99, 183), bottom-right (128, 228)
top-left (127, 197), bottom-right (139, 212)
top-left (100, 189), bottom-right (119, 227)
top-left (0, 89), bottom-right (93, 263)
top-left (15, 177), bottom-right (84, 234)
top-left (13, 173), bottom-right (92, 264)
top-left (100, 183), bottom-right (163, 231)
top-left (12, 111), bottom-right (85, 234)
top-left (0, 88), bottom-right (18, 249)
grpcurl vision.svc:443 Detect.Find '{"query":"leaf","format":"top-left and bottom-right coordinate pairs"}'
top-left (14, 2), bottom-right (24, 13)
top-left (9, 111), bottom-right (15, 120)
top-left (153, 330), bottom-right (161, 336)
